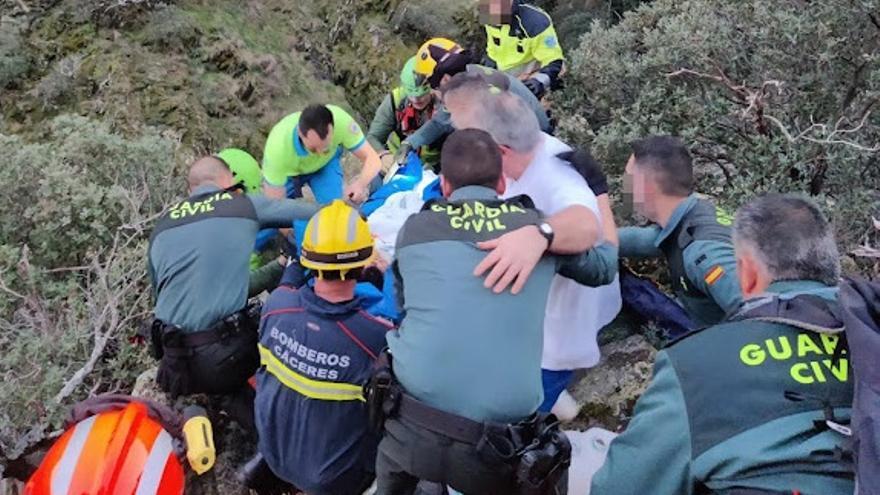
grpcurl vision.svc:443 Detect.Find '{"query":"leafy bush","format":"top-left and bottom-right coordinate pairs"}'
top-left (0, 18), bottom-right (31, 89)
top-left (560, 0), bottom-right (880, 265)
top-left (0, 115), bottom-right (181, 268)
top-left (0, 115), bottom-right (183, 463)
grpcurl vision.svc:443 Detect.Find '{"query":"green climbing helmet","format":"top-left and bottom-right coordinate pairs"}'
top-left (216, 148), bottom-right (262, 194)
top-left (401, 56), bottom-right (431, 98)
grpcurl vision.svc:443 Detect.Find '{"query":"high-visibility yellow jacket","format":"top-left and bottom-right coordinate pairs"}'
top-left (484, 1), bottom-right (564, 89)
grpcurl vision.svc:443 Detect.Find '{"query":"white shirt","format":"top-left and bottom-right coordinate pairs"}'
top-left (502, 134), bottom-right (623, 370)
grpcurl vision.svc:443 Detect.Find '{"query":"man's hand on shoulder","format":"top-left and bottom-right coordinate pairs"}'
top-left (474, 225), bottom-right (549, 295)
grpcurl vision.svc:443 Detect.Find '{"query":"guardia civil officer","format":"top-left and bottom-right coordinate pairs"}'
top-left (591, 194), bottom-right (854, 494)
top-left (375, 129), bottom-right (616, 495)
top-left (619, 135), bottom-right (741, 327)
top-left (147, 156), bottom-right (317, 429)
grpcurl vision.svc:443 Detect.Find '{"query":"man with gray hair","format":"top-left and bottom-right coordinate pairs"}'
top-left (589, 193), bottom-right (854, 494)
top-left (446, 87), bottom-right (622, 417)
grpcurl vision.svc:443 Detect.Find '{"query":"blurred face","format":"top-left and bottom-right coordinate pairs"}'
top-left (479, 0), bottom-right (513, 24)
top-left (300, 126), bottom-right (333, 154)
top-left (409, 93), bottom-right (433, 111)
top-left (624, 154), bottom-right (656, 219)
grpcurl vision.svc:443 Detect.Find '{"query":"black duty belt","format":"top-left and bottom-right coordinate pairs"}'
top-left (397, 393), bottom-right (487, 444)
top-left (154, 302), bottom-right (261, 353)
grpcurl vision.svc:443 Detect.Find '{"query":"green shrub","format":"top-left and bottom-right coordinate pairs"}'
top-left (0, 18), bottom-right (31, 89)
top-left (0, 115), bottom-right (181, 462)
top-left (140, 5), bottom-right (202, 52)
top-left (0, 114), bottom-right (181, 268)
top-left (560, 0), bottom-right (880, 264)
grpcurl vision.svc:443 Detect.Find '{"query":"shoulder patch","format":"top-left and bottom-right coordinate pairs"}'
top-left (704, 265), bottom-right (725, 286)
top-left (544, 35), bottom-right (558, 48)
top-left (349, 121), bottom-right (361, 135)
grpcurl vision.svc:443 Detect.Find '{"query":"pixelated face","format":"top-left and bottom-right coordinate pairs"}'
top-left (300, 126), bottom-right (333, 154)
top-left (478, 0), bottom-right (513, 25)
top-left (624, 154), bottom-right (654, 218)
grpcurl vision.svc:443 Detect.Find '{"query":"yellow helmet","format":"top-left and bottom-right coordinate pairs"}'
top-left (414, 38), bottom-right (471, 89)
top-left (301, 200), bottom-right (374, 279)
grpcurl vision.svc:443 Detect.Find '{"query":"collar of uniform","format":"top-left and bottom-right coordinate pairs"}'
top-left (191, 183), bottom-right (222, 197)
top-left (448, 185), bottom-right (499, 201)
top-left (653, 194), bottom-right (699, 248)
top-left (293, 125), bottom-right (309, 157)
top-left (300, 285), bottom-right (362, 316)
top-left (766, 280), bottom-right (839, 301)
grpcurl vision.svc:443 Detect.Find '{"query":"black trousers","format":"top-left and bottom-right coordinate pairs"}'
top-left (158, 329), bottom-right (259, 430)
top-left (375, 416), bottom-right (568, 495)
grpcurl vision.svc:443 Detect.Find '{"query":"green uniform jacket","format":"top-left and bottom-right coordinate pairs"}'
top-left (619, 195), bottom-right (740, 326)
top-left (148, 184), bottom-right (318, 333)
top-left (389, 186), bottom-right (617, 423)
top-left (366, 87), bottom-right (439, 168)
top-left (591, 281), bottom-right (855, 494)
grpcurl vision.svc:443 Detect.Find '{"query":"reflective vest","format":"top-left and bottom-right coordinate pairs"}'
top-left (484, 3), bottom-right (564, 77)
top-left (388, 87), bottom-right (440, 167)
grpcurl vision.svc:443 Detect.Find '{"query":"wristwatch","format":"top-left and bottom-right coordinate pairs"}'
top-left (537, 222), bottom-right (554, 248)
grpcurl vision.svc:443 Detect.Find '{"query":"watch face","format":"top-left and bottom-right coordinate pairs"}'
top-left (540, 223), bottom-right (553, 235)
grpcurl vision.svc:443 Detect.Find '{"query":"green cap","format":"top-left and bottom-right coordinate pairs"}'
top-left (401, 56), bottom-right (431, 98)
top-left (217, 148), bottom-right (262, 194)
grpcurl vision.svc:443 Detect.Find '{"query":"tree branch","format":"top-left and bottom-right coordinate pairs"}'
top-left (763, 112), bottom-right (880, 152)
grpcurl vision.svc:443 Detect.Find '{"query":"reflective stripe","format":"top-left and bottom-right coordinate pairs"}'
top-left (134, 429), bottom-right (174, 495)
top-left (258, 345), bottom-right (364, 401)
top-left (310, 209), bottom-right (321, 246)
top-left (51, 415), bottom-right (97, 495)
top-left (346, 208), bottom-right (359, 244)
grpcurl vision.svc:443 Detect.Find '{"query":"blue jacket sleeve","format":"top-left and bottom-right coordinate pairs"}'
top-left (683, 240), bottom-right (742, 316)
top-left (619, 225), bottom-right (663, 258)
top-left (556, 243), bottom-right (618, 287)
top-left (248, 195), bottom-right (319, 229)
top-left (590, 351), bottom-right (694, 495)
top-left (404, 106), bottom-right (453, 149)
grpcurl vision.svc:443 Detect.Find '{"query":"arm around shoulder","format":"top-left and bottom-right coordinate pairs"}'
top-left (546, 204), bottom-right (599, 254)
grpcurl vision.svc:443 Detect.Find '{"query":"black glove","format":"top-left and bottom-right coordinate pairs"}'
top-left (557, 149), bottom-right (608, 196)
top-left (523, 77), bottom-right (546, 99)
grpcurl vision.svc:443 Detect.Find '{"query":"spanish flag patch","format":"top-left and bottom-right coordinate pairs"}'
top-left (704, 265), bottom-right (725, 286)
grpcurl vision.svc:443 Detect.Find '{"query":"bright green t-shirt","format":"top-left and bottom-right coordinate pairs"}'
top-left (262, 105), bottom-right (366, 186)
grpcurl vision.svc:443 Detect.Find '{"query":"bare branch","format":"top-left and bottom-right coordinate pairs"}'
top-left (764, 112), bottom-right (880, 152)
top-left (52, 230), bottom-right (143, 404)
top-left (852, 245), bottom-right (880, 258)
top-left (0, 275), bottom-right (27, 300)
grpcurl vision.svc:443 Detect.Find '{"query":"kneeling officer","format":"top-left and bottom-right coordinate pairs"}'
top-left (254, 201), bottom-right (392, 494)
top-left (147, 156), bottom-right (317, 428)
